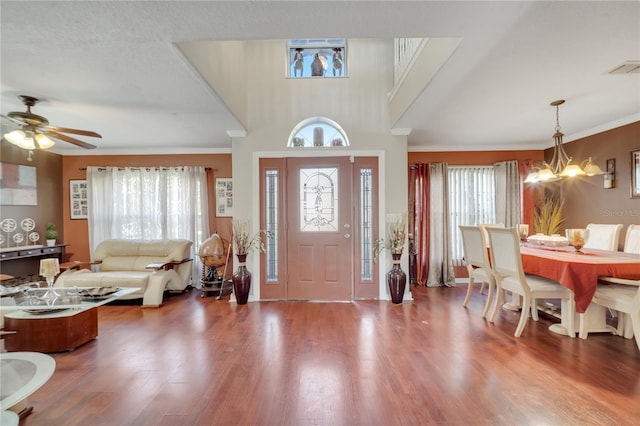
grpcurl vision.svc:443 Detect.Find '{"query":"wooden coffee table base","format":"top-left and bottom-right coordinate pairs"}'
top-left (4, 307), bottom-right (98, 353)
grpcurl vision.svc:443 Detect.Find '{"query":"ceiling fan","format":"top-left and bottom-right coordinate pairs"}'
top-left (1, 95), bottom-right (101, 150)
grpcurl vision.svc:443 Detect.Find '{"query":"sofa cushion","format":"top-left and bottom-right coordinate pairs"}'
top-left (62, 271), bottom-right (150, 288)
top-left (94, 239), bottom-right (192, 272)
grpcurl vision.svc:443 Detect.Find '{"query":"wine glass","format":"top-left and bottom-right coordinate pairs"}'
top-left (518, 224), bottom-right (529, 246)
top-left (566, 228), bottom-right (590, 254)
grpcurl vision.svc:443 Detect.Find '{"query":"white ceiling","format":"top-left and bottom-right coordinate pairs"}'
top-left (1, 1), bottom-right (638, 156)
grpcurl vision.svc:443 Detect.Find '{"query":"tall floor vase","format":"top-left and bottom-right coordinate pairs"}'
top-left (232, 254), bottom-right (252, 305)
top-left (387, 253), bottom-right (406, 304)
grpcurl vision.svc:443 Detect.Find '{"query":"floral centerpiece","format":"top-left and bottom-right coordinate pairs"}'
top-left (230, 219), bottom-right (272, 305)
top-left (373, 214), bottom-right (408, 304)
top-left (534, 193), bottom-right (564, 235)
top-left (373, 214), bottom-right (407, 262)
top-left (232, 219), bottom-right (269, 256)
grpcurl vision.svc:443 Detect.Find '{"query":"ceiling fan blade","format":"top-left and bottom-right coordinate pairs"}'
top-left (43, 125), bottom-right (102, 138)
top-left (0, 113), bottom-right (27, 127)
top-left (44, 130), bottom-right (97, 149)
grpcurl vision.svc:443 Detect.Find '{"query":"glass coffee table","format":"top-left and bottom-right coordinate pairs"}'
top-left (1, 351), bottom-right (56, 422)
top-left (1, 287), bottom-right (139, 352)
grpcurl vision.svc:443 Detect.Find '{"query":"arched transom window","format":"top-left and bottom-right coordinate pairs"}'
top-left (288, 117), bottom-right (350, 148)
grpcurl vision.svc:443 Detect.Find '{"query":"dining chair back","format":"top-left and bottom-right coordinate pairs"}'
top-left (622, 224), bottom-right (640, 254)
top-left (584, 223), bottom-right (623, 251)
top-left (486, 227), bottom-right (575, 337)
top-left (459, 225), bottom-right (496, 318)
top-left (478, 223), bottom-right (504, 245)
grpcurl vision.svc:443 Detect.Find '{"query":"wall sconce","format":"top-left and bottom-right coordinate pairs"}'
top-left (604, 159), bottom-right (615, 189)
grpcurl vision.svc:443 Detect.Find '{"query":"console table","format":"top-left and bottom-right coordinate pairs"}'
top-left (0, 244), bottom-right (67, 280)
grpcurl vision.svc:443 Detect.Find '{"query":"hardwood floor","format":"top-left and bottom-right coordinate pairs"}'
top-left (16, 285), bottom-right (640, 426)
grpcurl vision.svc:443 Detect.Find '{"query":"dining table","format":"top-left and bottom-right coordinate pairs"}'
top-left (519, 244), bottom-right (640, 336)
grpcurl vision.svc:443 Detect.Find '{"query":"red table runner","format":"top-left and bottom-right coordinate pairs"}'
top-left (520, 246), bottom-right (640, 313)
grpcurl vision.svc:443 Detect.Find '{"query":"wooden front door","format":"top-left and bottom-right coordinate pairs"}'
top-left (286, 157), bottom-right (353, 300)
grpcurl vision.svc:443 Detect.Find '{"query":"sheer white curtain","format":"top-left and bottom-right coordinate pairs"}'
top-left (493, 160), bottom-right (521, 227)
top-left (427, 163), bottom-right (455, 287)
top-left (448, 166), bottom-right (495, 266)
top-left (87, 166), bottom-right (210, 279)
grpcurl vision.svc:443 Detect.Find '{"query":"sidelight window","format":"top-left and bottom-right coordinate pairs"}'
top-left (265, 170), bottom-right (279, 282)
top-left (360, 168), bottom-right (374, 281)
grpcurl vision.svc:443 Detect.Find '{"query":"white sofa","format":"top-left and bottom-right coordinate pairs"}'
top-left (55, 239), bottom-right (193, 307)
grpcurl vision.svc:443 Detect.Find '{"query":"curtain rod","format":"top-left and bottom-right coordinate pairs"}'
top-left (79, 167), bottom-right (214, 171)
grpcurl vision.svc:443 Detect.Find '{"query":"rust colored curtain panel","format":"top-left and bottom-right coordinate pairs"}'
top-left (410, 164), bottom-right (430, 285)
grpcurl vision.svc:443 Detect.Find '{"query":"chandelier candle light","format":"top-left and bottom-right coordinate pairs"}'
top-left (39, 258), bottom-right (60, 300)
top-left (518, 224), bottom-right (529, 246)
top-left (525, 100), bottom-right (604, 183)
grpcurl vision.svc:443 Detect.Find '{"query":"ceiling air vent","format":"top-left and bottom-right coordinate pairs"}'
top-left (608, 61), bottom-right (640, 74)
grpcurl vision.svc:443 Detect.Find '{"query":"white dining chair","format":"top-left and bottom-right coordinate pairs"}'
top-left (476, 224), bottom-right (504, 293)
top-left (477, 223), bottom-right (504, 246)
top-left (622, 224), bottom-right (640, 255)
top-left (459, 225), bottom-right (496, 318)
top-left (583, 223), bottom-right (624, 251)
top-left (486, 227), bottom-right (575, 337)
top-left (599, 225), bottom-right (640, 285)
top-left (597, 224), bottom-right (640, 338)
top-left (579, 281), bottom-right (640, 351)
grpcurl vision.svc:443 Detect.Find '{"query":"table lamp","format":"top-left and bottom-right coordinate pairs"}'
top-left (39, 258), bottom-right (60, 300)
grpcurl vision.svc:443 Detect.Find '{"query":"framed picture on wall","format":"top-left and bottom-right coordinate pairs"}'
top-left (70, 179), bottom-right (88, 219)
top-left (215, 178), bottom-right (233, 217)
top-left (0, 162), bottom-right (38, 206)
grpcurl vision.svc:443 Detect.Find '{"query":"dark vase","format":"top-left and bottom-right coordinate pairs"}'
top-left (387, 253), bottom-right (406, 304)
top-left (232, 254), bottom-right (252, 305)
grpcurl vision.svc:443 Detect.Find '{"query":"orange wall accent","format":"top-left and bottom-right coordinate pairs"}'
top-left (60, 151), bottom-right (544, 269)
top-left (409, 150), bottom-right (544, 279)
top-left (409, 149), bottom-right (543, 226)
top-left (408, 150), bottom-right (543, 165)
top-left (61, 154), bottom-right (232, 261)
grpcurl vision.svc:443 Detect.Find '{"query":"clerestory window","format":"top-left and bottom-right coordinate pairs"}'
top-left (288, 39), bottom-right (347, 78)
top-left (288, 117), bottom-right (350, 148)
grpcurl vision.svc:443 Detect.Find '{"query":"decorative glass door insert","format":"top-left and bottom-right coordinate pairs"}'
top-left (299, 167), bottom-right (339, 232)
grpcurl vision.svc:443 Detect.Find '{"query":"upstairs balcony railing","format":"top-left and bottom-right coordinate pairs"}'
top-left (394, 38), bottom-right (424, 86)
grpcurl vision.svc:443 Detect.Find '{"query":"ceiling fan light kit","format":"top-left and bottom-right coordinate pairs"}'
top-left (524, 99), bottom-right (604, 184)
top-left (5, 130), bottom-right (35, 149)
top-left (1, 95), bottom-right (101, 152)
top-left (4, 129), bottom-right (56, 150)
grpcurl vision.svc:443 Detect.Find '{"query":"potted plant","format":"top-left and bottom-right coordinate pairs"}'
top-left (45, 222), bottom-right (58, 246)
top-left (231, 219), bottom-right (271, 305)
top-left (373, 214), bottom-right (407, 304)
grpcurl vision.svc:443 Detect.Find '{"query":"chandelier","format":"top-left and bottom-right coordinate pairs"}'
top-left (525, 100), bottom-right (603, 183)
